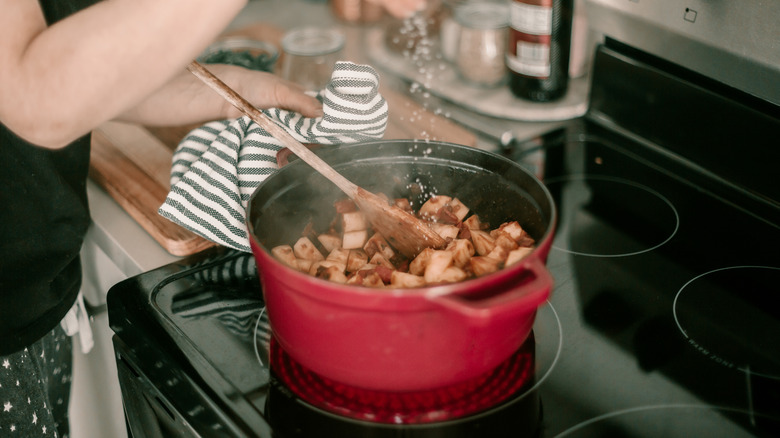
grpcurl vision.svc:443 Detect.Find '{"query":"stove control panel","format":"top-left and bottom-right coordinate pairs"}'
top-left (585, 0), bottom-right (780, 106)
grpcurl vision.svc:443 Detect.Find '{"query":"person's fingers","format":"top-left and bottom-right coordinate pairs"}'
top-left (267, 80), bottom-right (324, 118)
top-left (233, 70), bottom-right (322, 118)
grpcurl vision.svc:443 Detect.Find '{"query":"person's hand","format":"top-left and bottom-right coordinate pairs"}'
top-left (224, 66), bottom-right (324, 119)
top-left (119, 64), bottom-right (323, 127)
top-left (368, 0), bottom-right (426, 18)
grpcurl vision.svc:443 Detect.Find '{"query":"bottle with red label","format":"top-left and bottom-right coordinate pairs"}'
top-left (506, 0), bottom-right (574, 102)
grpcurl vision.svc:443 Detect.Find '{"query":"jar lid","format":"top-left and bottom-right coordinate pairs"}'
top-left (281, 27), bottom-right (345, 56)
top-left (455, 2), bottom-right (510, 29)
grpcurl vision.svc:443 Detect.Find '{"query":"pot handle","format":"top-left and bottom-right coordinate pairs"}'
top-left (425, 256), bottom-right (553, 321)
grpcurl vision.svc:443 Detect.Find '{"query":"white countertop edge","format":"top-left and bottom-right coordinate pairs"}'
top-left (86, 180), bottom-right (181, 277)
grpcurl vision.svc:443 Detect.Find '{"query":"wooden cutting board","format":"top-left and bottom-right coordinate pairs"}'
top-left (89, 23), bottom-right (477, 257)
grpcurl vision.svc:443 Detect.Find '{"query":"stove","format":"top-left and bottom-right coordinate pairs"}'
top-left (108, 1), bottom-right (779, 436)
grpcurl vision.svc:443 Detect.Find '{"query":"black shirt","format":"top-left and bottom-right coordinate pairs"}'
top-left (0, 0), bottom-right (98, 355)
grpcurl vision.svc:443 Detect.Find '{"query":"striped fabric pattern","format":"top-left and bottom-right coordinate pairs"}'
top-left (159, 62), bottom-right (388, 252)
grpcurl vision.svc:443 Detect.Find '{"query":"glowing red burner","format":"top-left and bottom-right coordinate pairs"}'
top-left (270, 334), bottom-right (536, 424)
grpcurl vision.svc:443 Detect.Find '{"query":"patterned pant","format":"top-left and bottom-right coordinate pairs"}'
top-left (0, 325), bottom-right (73, 437)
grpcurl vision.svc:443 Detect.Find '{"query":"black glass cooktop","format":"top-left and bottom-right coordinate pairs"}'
top-left (108, 42), bottom-right (780, 437)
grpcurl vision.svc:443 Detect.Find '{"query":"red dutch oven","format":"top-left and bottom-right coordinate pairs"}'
top-left (247, 140), bottom-right (556, 392)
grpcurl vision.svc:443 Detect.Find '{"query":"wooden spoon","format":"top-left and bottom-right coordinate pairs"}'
top-left (187, 61), bottom-right (446, 258)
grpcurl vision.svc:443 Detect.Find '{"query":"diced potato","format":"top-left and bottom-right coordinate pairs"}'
top-left (517, 231), bottom-right (536, 248)
top-left (435, 206), bottom-right (460, 224)
top-left (423, 250), bottom-right (454, 284)
top-left (485, 245), bottom-right (509, 263)
top-left (497, 221), bottom-right (525, 243)
top-left (390, 271), bottom-right (427, 288)
top-left (276, 193), bottom-right (536, 288)
top-left (361, 272), bottom-right (386, 288)
top-left (497, 221), bottom-right (535, 247)
top-left (393, 198), bottom-right (413, 213)
top-left (346, 249), bottom-right (369, 273)
top-left (470, 230), bottom-right (496, 256)
top-left (448, 198), bottom-right (470, 222)
top-left (347, 270), bottom-right (385, 288)
top-left (419, 195), bottom-right (452, 220)
top-left (409, 247), bottom-right (435, 276)
top-left (342, 230), bottom-right (368, 249)
top-left (506, 247), bottom-right (534, 266)
top-left (317, 233), bottom-right (342, 253)
top-left (462, 214), bottom-right (483, 230)
top-left (271, 245), bottom-right (298, 269)
top-left (420, 197), bottom-right (467, 225)
top-left (341, 211), bottom-right (368, 233)
top-left (334, 199), bottom-right (357, 213)
top-left (308, 260), bottom-right (346, 276)
top-left (493, 232), bottom-right (519, 251)
top-left (457, 223), bottom-right (472, 240)
top-left (326, 248), bottom-right (350, 265)
top-left (446, 239), bottom-right (475, 268)
top-left (296, 258), bottom-right (313, 273)
top-left (431, 223), bottom-right (460, 241)
top-left (369, 252), bottom-right (394, 269)
top-left (438, 266), bottom-right (468, 284)
top-left (314, 265), bottom-right (348, 284)
top-left (347, 263), bottom-right (377, 283)
top-left (363, 232), bottom-right (395, 260)
top-left (356, 263), bottom-right (377, 273)
top-left (293, 237), bottom-right (324, 261)
top-left (470, 256), bottom-right (501, 277)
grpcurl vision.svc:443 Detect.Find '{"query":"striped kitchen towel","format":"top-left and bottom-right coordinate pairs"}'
top-left (159, 62), bottom-right (388, 252)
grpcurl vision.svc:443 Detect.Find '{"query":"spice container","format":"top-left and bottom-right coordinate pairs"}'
top-left (280, 27), bottom-right (345, 91)
top-left (454, 2), bottom-right (509, 87)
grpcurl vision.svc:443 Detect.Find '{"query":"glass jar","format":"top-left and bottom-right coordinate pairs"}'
top-left (280, 27), bottom-right (345, 91)
top-left (454, 2), bottom-right (509, 87)
top-left (439, 0), bottom-right (471, 62)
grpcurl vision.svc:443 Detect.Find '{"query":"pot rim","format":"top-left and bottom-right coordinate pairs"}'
top-left (246, 139), bottom-right (558, 296)
top-left (249, 232), bottom-right (552, 298)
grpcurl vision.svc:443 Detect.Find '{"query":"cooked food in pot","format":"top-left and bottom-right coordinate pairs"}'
top-left (271, 194), bottom-right (536, 288)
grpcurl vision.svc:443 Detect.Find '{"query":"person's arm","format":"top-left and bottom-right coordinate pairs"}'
top-left (121, 0), bottom-right (425, 126)
top-left (0, 0), bottom-right (247, 148)
top-left (117, 63), bottom-right (323, 127)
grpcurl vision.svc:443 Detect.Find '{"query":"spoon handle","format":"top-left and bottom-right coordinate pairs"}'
top-left (187, 61), bottom-right (359, 199)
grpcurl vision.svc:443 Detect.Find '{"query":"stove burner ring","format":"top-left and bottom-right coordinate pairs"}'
top-left (554, 404), bottom-right (774, 438)
top-left (256, 301), bottom-right (563, 425)
top-left (269, 337), bottom-right (535, 425)
top-left (673, 265), bottom-right (780, 380)
top-left (252, 306), bottom-right (271, 371)
top-left (545, 175), bottom-right (679, 258)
